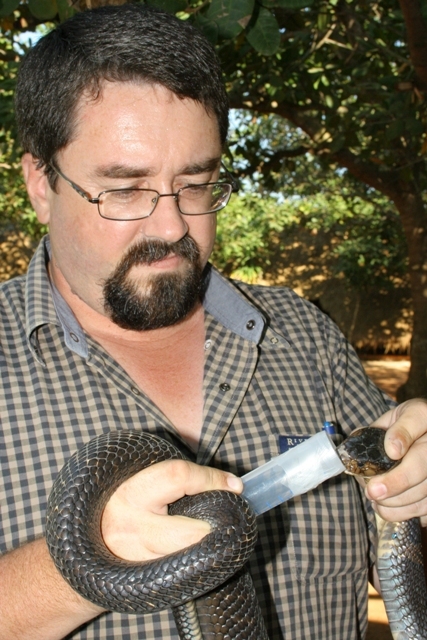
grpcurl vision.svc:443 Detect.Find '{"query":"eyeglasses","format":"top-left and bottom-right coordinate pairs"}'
top-left (49, 162), bottom-right (238, 221)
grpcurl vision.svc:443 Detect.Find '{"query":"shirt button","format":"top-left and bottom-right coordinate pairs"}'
top-left (204, 339), bottom-right (212, 350)
top-left (219, 383), bottom-right (230, 392)
top-left (270, 336), bottom-right (279, 344)
top-left (131, 386), bottom-right (141, 395)
top-left (69, 332), bottom-right (80, 342)
top-left (246, 319), bottom-right (256, 330)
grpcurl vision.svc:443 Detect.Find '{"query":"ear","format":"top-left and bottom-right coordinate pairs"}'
top-left (21, 154), bottom-right (52, 225)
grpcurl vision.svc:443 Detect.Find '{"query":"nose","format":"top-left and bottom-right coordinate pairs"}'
top-left (142, 192), bottom-right (188, 243)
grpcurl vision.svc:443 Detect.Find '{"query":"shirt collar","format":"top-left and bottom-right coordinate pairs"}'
top-left (25, 237), bottom-right (60, 363)
top-left (203, 265), bottom-right (266, 344)
top-left (25, 237), bottom-right (267, 359)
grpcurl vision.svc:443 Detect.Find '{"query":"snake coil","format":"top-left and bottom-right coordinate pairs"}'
top-left (45, 430), bottom-right (268, 639)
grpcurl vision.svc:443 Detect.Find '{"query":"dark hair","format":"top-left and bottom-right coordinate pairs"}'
top-left (15, 3), bottom-right (229, 185)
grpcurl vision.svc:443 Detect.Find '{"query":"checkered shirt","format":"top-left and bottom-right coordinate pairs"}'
top-left (0, 236), bottom-right (393, 639)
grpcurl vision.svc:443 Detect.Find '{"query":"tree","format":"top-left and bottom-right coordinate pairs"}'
top-left (0, 30), bottom-right (45, 280)
top-left (0, 0), bottom-right (426, 399)
top-left (212, 0), bottom-right (427, 401)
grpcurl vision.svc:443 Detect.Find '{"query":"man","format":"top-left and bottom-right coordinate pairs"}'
top-left (1, 4), bottom-right (426, 639)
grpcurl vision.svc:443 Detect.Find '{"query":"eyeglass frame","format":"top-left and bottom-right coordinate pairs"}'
top-left (48, 161), bottom-right (239, 221)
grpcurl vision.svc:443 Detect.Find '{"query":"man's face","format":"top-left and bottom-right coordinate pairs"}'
top-left (42, 82), bottom-right (222, 328)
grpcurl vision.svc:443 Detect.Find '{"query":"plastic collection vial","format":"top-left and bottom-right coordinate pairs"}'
top-left (241, 431), bottom-right (346, 515)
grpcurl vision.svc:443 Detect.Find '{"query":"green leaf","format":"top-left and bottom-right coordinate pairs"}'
top-left (407, 117), bottom-right (424, 136)
top-left (384, 119), bottom-right (403, 142)
top-left (276, 0), bottom-right (315, 8)
top-left (56, 0), bottom-right (75, 22)
top-left (28, 0), bottom-right (58, 20)
top-left (146, 0), bottom-right (187, 13)
top-left (194, 13), bottom-right (219, 44)
top-left (328, 134), bottom-right (345, 153)
top-left (317, 8), bottom-right (329, 30)
top-left (207, 0), bottom-right (254, 39)
top-left (246, 7), bottom-right (280, 55)
top-left (0, 0), bottom-right (20, 18)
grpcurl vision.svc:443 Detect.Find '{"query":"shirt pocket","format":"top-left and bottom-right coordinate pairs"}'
top-left (286, 472), bottom-right (370, 580)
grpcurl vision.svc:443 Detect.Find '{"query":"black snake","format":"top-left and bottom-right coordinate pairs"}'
top-left (45, 428), bottom-right (427, 639)
top-left (337, 427), bottom-right (427, 640)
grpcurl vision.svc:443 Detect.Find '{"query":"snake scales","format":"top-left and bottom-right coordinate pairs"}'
top-left (46, 428), bottom-right (427, 639)
top-left (45, 431), bottom-right (268, 639)
top-left (337, 427), bottom-right (427, 640)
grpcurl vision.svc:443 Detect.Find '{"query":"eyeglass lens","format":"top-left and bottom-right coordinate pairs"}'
top-left (98, 183), bottom-right (232, 220)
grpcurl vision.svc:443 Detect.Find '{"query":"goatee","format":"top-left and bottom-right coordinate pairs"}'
top-left (103, 236), bottom-right (204, 331)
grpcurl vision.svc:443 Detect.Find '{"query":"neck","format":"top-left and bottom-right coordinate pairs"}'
top-left (48, 258), bottom-right (204, 349)
top-left (49, 259), bottom-right (207, 448)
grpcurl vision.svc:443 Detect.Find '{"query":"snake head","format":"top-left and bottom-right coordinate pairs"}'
top-left (336, 426), bottom-right (401, 481)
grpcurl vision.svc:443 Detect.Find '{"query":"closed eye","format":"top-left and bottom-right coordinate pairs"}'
top-left (181, 184), bottom-right (210, 198)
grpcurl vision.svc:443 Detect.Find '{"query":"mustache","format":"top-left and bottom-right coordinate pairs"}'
top-left (116, 236), bottom-right (200, 271)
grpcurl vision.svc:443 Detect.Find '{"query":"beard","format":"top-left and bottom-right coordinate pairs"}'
top-left (103, 236), bottom-right (205, 331)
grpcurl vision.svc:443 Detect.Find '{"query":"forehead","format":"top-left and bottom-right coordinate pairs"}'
top-left (69, 81), bottom-right (222, 152)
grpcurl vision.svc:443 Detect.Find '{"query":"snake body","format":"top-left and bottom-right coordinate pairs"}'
top-left (45, 431), bottom-right (268, 639)
top-left (46, 427), bottom-right (427, 639)
top-left (337, 427), bottom-right (427, 640)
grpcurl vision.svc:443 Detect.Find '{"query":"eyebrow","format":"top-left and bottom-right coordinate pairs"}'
top-left (92, 157), bottom-right (222, 181)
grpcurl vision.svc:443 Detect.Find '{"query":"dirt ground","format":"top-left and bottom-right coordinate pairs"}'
top-left (361, 356), bottom-right (410, 401)
top-left (361, 356), bottom-right (410, 640)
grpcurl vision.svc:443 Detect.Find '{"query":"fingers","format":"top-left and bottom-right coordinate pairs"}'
top-left (372, 398), bottom-right (427, 460)
top-left (367, 444), bottom-right (424, 500)
top-left (103, 510), bottom-right (213, 561)
top-left (366, 399), bottom-right (427, 524)
top-left (124, 458), bottom-right (242, 513)
top-left (368, 477), bottom-right (427, 523)
top-left (371, 497), bottom-right (427, 527)
top-left (101, 459), bottom-right (243, 562)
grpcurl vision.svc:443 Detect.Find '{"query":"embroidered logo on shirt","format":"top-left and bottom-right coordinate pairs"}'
top-left (279, 435), bottom-right (310, 454)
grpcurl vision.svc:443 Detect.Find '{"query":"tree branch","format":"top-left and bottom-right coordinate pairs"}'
top-left (239, 146), bottom-right (310, 178)
top-left (398, 0), bottom-right (427, 90)
top-left (330, 148), bottom-right (400, 200)
top-left (229, 96), bottom-right (403, 201)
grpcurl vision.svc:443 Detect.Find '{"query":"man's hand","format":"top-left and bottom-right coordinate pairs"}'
top-left (101, 459), bottom-right (243, 561)
top-left (365, 399), bottom-right (427, 526)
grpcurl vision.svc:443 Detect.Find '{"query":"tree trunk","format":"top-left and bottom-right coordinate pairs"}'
top-left (392, 184), bottom-right (427, 401)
